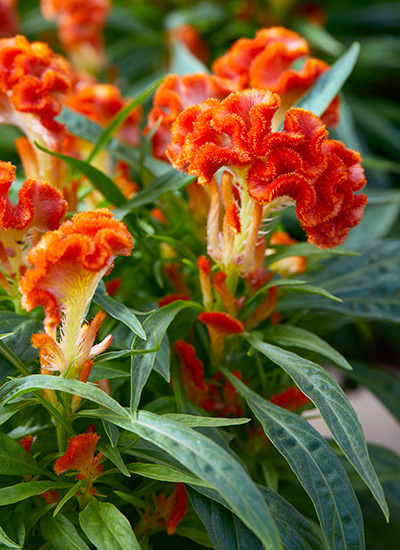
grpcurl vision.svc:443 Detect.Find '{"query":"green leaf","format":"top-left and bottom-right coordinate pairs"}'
top-left (246, 336), bottom-right (388, 520)
top-left (93, 281), bottom-right (145, 339)
top-left (293, 20), bottom-right (344, 56)
top-left (0, 527), bottom-right (20, 549)
top-left (170, 39), bottom-right (210, 75)
top-left (276, 240), bottom-right (400, 323)
top-left (128, 462), bottom-right (213, 487)
top-left (53, 480), bottom-right (84, 517)
top-left (92, 410), bottom-right (282, 550)
top-left (114, 170), bottom-right (194, 219)
top-left (279, 284), bottom-right (341, 302)
top-left (87, 75), bottom-right (164, 163)
top-left (41, 514), bottom-right (90, 550)
top-left (223, 371), bottom-right (364, 550)
top-left (130, 300), bottom-right (202, 413)
top-left (295, 42), bottom-right (360, 117)
top-left (34, 141), bottom-right (126, 207)
top-left (0, 375), bottom-right (130, 418)
top-left (98, 444), bottom-right (130, 477)
top-left (79, 500), bottom-right (141, 550)
top-left (264, 243), bottom-right (357, 266)
top-left (0, 433), bottom-right (54, 478)
top-left (0, 482), bottom-right (70, 506)
top-left (263, 325), bottom-right (352, 370)
top-left (161, 413), bottom-right (250, 427)
top-left (347, 362), bottom-right (400, 423)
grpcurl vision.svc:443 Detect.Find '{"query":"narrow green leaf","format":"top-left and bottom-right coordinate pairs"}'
top-left (280, 284), bottom-right (341, 302)
top-left (264, 243), bottom-right (358, 266)
top-left (263, 325), bottom-right (352, 370)
top-left (295, 42), bottom-right (360, 116)
top-left (128, 462), bottom-right (213, 487)
top-left (0, 375), bottom-right (130, 418)
top-left (245, 279), bottom-right (307, 307)
top-left (0, 482), bottom-right (70, 506)
top-left (114, 170), bottom-right (194, 219)
top-left (79, 500), bottom-right (141, 550)
top-left (94, 281), bottom-right (145, 340)
top-left (162, 413), bottom-right (250, 427)
top-left (223, 371), bottom-right (365, 550)
top-left (87, 75), bottom-right (164, 163)
top-left (246, 336), bottom-right (388, 521)
top-left (41, 514), bottom-right (90, 550)
top-left (94, 410), bottom-right (282, 550)
top-left (130, 300), bottom-right (202, 413)
top-left (0, 526), bottom-right (20, 549)
top-left (34, 141), bottom-right (126, 207)
top-left (53, 480), bottom-right (84, 517)
top-left (98, 444), bottom-right (130, 477)
top-left (0, 433), bottom-right (54, 478)
top-left (170, 39), bottom-right (210, 75)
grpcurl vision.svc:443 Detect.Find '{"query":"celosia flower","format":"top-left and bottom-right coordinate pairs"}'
top-left (0, 35), bottom-right (71, 182)
top-left (158, 293), bottom-right (189, 307)
top-left (167, 90), bottom-right (367, 272)
top-left (268, 230), bottom-right (307, 277)
top-left (212, 26), bottom-right (340, 127)
top-left (54, 432), bottom-right (103, 480)
top-left (0, 161), bottom-right (67, 295)
top-left (175, 339), bottom-right (208, 395)
top-left (270, 386), bottom-right (310, 411)
top-left (136, 484), bottom-right (188, 536)
top-left (41, 490), bottom-right (59, 505)
top-left (19, 209), bottom-right (133, 377)
top-left (41, 0), bottom-right (111, 73)
top-left (19, 434), bottom-right (34, 453)
top-left (166, 483), bottom-right (188, 535)
top-left (0, 0), bottom-right (18, 38)
top-left (198, 311), bottom-right (244, 361)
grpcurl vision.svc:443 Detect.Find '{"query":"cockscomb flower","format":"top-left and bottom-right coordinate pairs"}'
top-left (145, 73), bottom-right (236, 161)
top-left (212, 26), bottom-right (340, 128)
top-left (268, 230), bottom-right (307, 277)
top-left (54, 431), bottom-right (103, 480)
top-left (0, 161), bottom-right (67, 296)
top-left (19, 209), bottom-right (133, 377)
top-left (167, 89), bottom-right (367, 273)
top-left (198, 311), bottom-right (244, 361)
top-left (19, 434), bottom-right (34, 453)
top-left (41, 0), bottom-right (111, 73)
top-left (270, 386), bottom-right (310, 411)
top-left (136, 484), bottom-right (188, 536)
top-left (0, 35), bottom-right (71, 182)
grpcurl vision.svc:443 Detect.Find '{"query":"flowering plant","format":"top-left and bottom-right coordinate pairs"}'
top-left (0, 2), bottom-right (399, 550)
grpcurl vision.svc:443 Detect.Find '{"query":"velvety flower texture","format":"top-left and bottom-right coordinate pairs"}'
top-left (54, 432), bottom-right (103, 480)
top-left (167, 89), bottom-right (367, 249)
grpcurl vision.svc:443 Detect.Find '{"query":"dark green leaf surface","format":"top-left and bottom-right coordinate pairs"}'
top-left (246, 336), bottom-right (388, 520)
top-left (128, 462), bottom-right (213, 487)
top-left (130, 300), bottom-right (202, 413)
top-left (0, 433), bottom-right (53, 478)
top-left (41, 514), bottom-right (90, 550)
top-left (79, 500), bottom-right (141, 550)
top-left (0, 526), bottom-right (20, 549)
top-left (93, 281), bottom-right (145, 339)
top-left (0, 482), bottom-right (70, 506)
top-left (224, 371), bottom-right (364, 550)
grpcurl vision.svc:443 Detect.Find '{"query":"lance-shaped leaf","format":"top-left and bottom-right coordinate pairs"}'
top-left (41, 514), bottom-right (90, 550)
top-left (0, 482), bottom-right (70, 506)
top-left (246, 335), bottom-right (388, 520)
top-left (85, 409), bottom-right (282, 550)
top-left (223, 370), bottom-right (364, 550)
top-left (0, 433), bottom-right (55, 478)
top-left (130, 300), bottom-right (202, 413)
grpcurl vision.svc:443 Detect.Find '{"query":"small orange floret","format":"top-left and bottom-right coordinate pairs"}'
top-left (166, 484), bottom-right (188, 535)
top-left (41, 490), bottom-right (59, 505)
top-left (197, 255), bottom-right (211, 276)
top-left (66, 84), bottom-right (142, 148)
top-left (19, 209), bottom-right (133, 332)
top-left (54, 432), bottom-right (103, 480)
top-left (270, 386), bottom-right (310, 411)
top-left (19, 435), bottom-right (34, 453)
top-left (224, 201), bottom-right (241, 234)
top-left (158, 293), bottom-right (189, 307)
top-left (198, 311), bottom-right (244, 336)
top-left (175, 339), bottom-right (208, 391)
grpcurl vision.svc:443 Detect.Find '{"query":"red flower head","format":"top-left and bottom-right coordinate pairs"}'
top-left (166, 483), bottom-right (188, 535)
top-left (168, 90), bottom-right (367, 260)
top-left (175, 339), bottom-right (208, 394)
top-left (19, 209), bottom-right (133, 376)
top-left (41, 0), bottom-right (111, 73)
top-left (198, 311), bottom-right (244, 360)
top-left (270, 386), bottom-right (310, 411)
top-left (158, 293), bottom-right (189, 307)
top-left (136, 484), bottom-right (188, 536)
top-left (145, 73), bottom-right (236, 161)
top-left (54, 432), bottom-right (103, 480)
top-left (212, 26), bottom-right (340, 127)
top-left (0, 0), bottom-right (19, 38)
top-left (19, 435), bottom-right (34, 453)
top-left (0, 161), bottom-right (67, 294)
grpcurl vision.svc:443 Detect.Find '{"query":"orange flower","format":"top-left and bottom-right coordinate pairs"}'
top-left (268, 230), bottom-right (307, 277)
top-left (136, 484), bottom-right (188, 536)
top-left (270, 386), bottom-right (310, 411)
top-left (198, 311), bottom-right (244, 361)
top-left (158, 293), bottom-right (189, 307)
top-left (54, 432), bottom-right (103, 480)
top-left (166, 484), bottom-right (188, 535)
top-left (19, 435), bottom-right (34, 453)
top-left (168, 90), bottom-right (367, 254)
top-left (212, 26), bottom-right (340, 127)
top-left (175, 339), bottom-right (208, 395)
top-left (41, 0), bottom-right (111, 73)
top-left (0, 35), bottom-right (71, 182)
top-left (19, 209), bottom-right (133, 376)
top-left (0, 161), bottom-right (67, 294)
top-left (0, 0), bottom-right (19, 38)
top-left (145, 73), bottom-right (236, 161)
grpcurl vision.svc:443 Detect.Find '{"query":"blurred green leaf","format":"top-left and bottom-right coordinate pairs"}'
top-left (41, 514), bottom-right (89, 550)
top-left (0, 482), bottom-right (70, 506)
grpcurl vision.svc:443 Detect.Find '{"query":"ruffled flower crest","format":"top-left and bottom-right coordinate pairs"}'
top-left (19, 209), bottom-right (133, 377)
top-left (0, 161), bottom-right (67, 296)
top-left (167, 89), bottom-right (367, 273)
